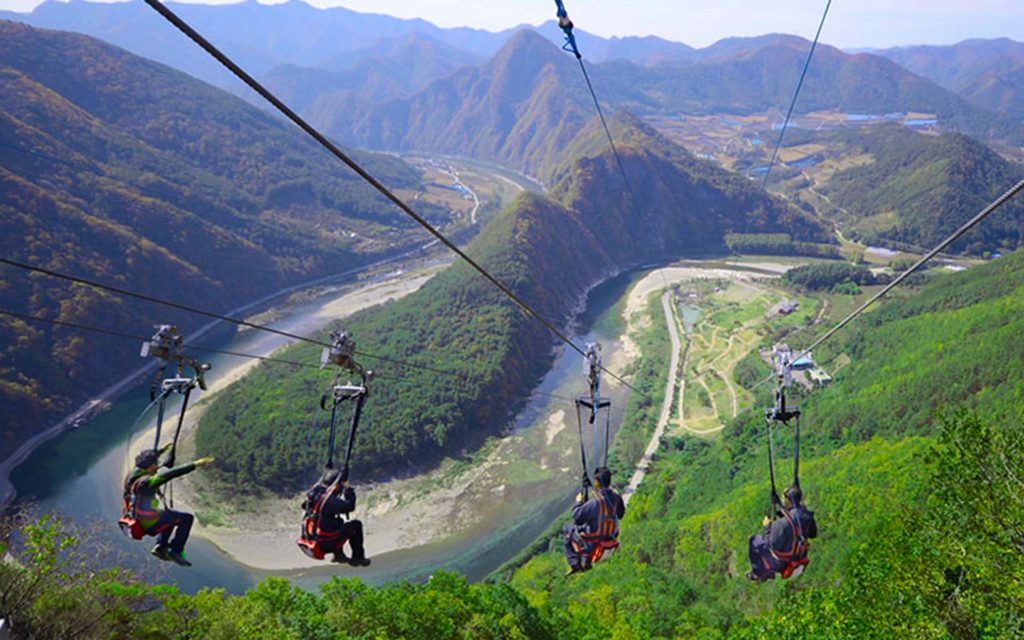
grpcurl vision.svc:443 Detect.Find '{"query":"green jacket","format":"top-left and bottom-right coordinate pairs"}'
top-left (124, 462), bottom-right (196, 529)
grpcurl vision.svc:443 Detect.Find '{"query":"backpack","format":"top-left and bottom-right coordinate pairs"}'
top-left (118, 474), bottom-right (147, 540)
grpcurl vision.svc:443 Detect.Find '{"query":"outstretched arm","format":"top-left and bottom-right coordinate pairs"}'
top-left (147, 457), bottom-right (213, 489)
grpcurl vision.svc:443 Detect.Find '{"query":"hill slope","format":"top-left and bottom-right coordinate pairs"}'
top-left (510, 249), bottom-right (1024, 637)
top-left (819, 126), bottom-right (1024, 254)
top-left (0, 21), bottom-right (435, 457)
top-left (197, 119), bottom-right (828, 490)
top-left (876, 38), bottom-right (1024, 115)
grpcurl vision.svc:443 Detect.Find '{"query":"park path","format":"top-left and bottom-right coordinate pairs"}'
top-left (623, 291), bottom-right (681, 505)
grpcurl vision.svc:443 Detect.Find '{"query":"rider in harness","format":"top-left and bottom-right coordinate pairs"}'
top-left (121, 447), bottom-right (214, 566)
top-left (299, 467), bottom-right (370, 566)
top-left (564, 466), bottom-right (625, 574)
top-left (747, 485), bottom-right (817, 581)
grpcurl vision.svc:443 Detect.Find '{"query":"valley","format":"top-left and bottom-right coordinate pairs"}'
top-left (2, 5), bottom-right (1023, 638)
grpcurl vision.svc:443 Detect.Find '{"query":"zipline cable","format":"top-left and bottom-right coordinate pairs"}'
top-left (0, 307), bottom-right (457, 380)
top-left (138, 0), bottom-right (643, 398)
top-left (760, 0), bottom-right (832, 190)
top-left (0, 264), bottom-right (468, 378)
top-left (554, 0), bottom-right (676, 298)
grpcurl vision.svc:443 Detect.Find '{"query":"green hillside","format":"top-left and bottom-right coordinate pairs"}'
top-left (819, 126), bottom-right (1024, 254)
top-left (6, 251), bottom-right (1023, 639)
top-left (507, 248), bottom-right (1024, 637)
top-left (196, 119), bottom-right (827, 492)
top-left (0, 21), bottom-right (441, 456)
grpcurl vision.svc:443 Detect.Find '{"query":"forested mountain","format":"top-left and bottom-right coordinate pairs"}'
top-left (818, 126), bottom-right (1024, 254)
top-left (876, 38), bottom-right (1024, 115)
top-left (0, 0), bottom-right (691, 91)
top-left (0, 21), bottom-right (437, 457)
top-left (197, 118), bottom-right (829, 490)
top-left (314, 30), bottom-right (593, 178)
top-left (261, 33), bottom-right (484, 110)
top-left (317, 31), bottom-right (1023, 178)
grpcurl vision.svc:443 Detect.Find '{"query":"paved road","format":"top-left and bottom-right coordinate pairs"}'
top-left (623, 291), bottom-right (682, 505)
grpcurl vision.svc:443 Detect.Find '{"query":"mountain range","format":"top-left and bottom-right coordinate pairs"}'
top-left (875, 38), bottom-right (1024, 115)
top-left (4, 1), bottom-right (1021, 155)
top-left (0, 20), bottom-right (438, 456)
top-left (308, 29), bottom-right (1023, 181)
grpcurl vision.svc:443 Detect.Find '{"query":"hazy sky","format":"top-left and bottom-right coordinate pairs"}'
top-left (4, 0), bottom-right (1024, 49)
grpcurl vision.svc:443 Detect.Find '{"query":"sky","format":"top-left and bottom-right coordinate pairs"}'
top-left (3, 0), bottom-right (1024, 49)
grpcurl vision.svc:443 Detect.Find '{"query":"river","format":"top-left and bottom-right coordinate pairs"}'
top-left (12, 266), bottom-right (641, 594)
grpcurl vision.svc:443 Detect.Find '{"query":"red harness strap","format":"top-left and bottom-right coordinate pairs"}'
top-left (573, 491), bottom-right (620, 564)
top-left (770, 507), bottom-right (810, 578)
top-left (297, 483), bottom-right (349, 560)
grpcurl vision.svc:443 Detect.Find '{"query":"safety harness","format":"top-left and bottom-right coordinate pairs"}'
top-left (297, 332), bottom-right (369, 560)
top-left (570, 489), bottom-right (621, 565)
top-left (761, 366), bottom-right (811, 580)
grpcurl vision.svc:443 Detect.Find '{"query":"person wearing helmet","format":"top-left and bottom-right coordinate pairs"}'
top-left (563, 466), bottom-right (625, 575)
top-left (747, 485), bottom-right (818, 581)
top-left (122, 447), bottom-right (214, 566)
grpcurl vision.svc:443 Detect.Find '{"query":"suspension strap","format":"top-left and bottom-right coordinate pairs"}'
top-left (766, 417), bottom-right (780, 514)
top-left (575, 399), bottom-right (592, 500)
top-left (321, 389), bottom-right (341, 470)
top-left (340, 390), bottom-right (366, 484)
top-left (603, 405), bottom-right (611, 468)
top-left (152, 387), bottom-right (171, 451)
top-left (793, 413), bottom-right (801, 490)
top-left (164, 385), bottom-right (193, 469)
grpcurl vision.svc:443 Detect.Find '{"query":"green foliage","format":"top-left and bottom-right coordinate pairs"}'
top-left (0, 513), bottom-right (174, 639)
top-left (0, 21), bottom-right (445, 456)
top-left (725, 233), bottom-right (841, 258)
top-left (821, 126), bottom-right (1024, 254)
top-left (781, 262), bottom-right (881, 291)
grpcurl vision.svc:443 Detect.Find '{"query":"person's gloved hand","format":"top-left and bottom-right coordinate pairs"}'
top-left (762, 515), bottom-right (771, 527)
top-left (195, 457), bottom-right (215, 468)
top-left (343, 486), bottom-right (356, 501)
top-left (575, 492), bottom-right (584, 503)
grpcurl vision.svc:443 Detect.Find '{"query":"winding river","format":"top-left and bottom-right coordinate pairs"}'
top-left (12, 265), bottom-right (640, 594)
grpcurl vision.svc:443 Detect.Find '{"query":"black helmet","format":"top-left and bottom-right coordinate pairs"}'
top-left (320, 468), bottom-right (340, 486)
top-left (135, 449), bottom-right (160, 469)
top-left (593, 466), bottom-right (612, 488)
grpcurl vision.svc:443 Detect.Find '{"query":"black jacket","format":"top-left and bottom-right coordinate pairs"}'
top-left (318, 487), bottom-right (357, 534)
top-left (768, 505), bottom-right (817, 554)
top-left (572, 488), bottom-right (625, 533)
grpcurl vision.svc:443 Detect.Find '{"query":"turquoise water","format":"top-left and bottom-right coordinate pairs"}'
top-left (12, 267), bottom-right (643, 594)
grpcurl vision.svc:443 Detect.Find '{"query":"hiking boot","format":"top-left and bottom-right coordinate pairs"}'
top-left (151, 544), bottom-right (171, 562)
top-left (565, 564), bottom-right (584, 577)
top-left (168, 550), bottom-right (192, 567)
top-left (348, 556), bottom-right (371, 567)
